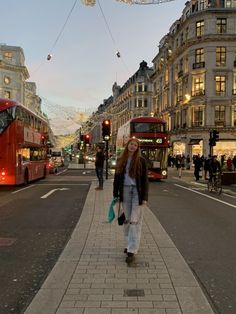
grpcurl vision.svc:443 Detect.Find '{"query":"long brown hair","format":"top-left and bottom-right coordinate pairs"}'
top-left (115, 138), bottom-right (141, 178)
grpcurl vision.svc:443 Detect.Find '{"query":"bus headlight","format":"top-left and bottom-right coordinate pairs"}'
top-left (162, 170), bottom-right (167, 176)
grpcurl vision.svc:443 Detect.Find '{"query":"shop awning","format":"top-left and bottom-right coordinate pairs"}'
top-left (189, 139), bottom-right (201, 145)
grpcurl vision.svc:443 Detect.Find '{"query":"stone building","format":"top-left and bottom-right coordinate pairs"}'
top-left (110, 60), bottom-right (154, 148)
top-left (152, 0), bottom-right (236, 158)
top-left (0, 44), bottom-right (55, 144)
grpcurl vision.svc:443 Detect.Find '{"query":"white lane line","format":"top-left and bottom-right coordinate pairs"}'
top-left (39, 183), bottom-right (89, 186)
top-left (174, 184), bottom-right (236, 209)
top-left (12, 185), bottom-right (35, 194)
top-left (40, 188), bottom-right (69, 199)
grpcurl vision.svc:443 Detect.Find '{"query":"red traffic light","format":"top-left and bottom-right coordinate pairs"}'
top-left (104, 119), bottom-right (110, 125)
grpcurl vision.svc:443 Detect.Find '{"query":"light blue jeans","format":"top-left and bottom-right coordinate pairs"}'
top-left (122, 185), bottom-right (143, 254)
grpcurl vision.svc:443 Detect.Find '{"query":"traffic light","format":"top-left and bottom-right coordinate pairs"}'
top-left (84, 134), bottom-right (90, 145)
top-left (80, 133), bottom-right (84, 142)
top-left (209, 131), bottom-right (216, 147)
top-left (102, 119), bottom-right (111, 139)
top-left (212, 130), bottom-right (219, 142)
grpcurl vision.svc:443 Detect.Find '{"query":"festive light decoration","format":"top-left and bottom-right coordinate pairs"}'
top-left (82, 0), bottom-right (175, 5)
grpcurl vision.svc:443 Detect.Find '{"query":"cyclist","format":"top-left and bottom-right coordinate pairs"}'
top-left (209, 155), bottom-right (221, 184)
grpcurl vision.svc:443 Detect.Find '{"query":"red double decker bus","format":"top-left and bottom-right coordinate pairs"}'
top-left (0, 98), bottom-right (49, 185)
top-left (116, 116), bottom-right (169, 180)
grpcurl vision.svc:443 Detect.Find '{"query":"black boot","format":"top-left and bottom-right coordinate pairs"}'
top-left (125, 252), bottom-right (134, 264)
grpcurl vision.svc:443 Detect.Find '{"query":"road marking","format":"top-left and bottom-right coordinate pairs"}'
top-left (175, 184), bottom-right (236, 209)
top-left (12, 185), bottom-right (35, 194)
top-left (41, 188), bottom-right (69, 199)
top-left (39, 183), bottom-right (89, 185)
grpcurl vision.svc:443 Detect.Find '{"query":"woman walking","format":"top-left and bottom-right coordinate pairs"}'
top-left (113, 138), bottom-right (149, 264)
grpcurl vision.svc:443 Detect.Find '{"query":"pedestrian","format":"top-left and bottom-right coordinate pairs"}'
top-left (113, 138), bottom-right (149, 264)
top-left (193, 154), bottom-right (202, 181)
top-left (233, 155), bottom-right (236, 171)
top-left (227, 157), bottom-right (233, 171)
top-left (176, 155), bottom-right (182, 178)
top-left (204, 155), bottom-right (211, 180)
top-left (186, 154), bottom-right (191, 170)
top-left (95, 146), bottom-right (104, 190)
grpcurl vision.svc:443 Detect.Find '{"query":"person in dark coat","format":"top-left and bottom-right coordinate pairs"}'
top-left (193, 154), bottom-right (202, 181)
top-left (95, 146), bottom-right (104, 190)
top-left (113, 138), bottom-right (148, 264)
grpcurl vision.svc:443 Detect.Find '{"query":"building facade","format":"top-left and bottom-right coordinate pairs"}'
top-left (152, 0), bottom-right (236, 158)
top-left (110, 60), bottom-right (154, 148)
top-left (0, 44), bottom-right (55, 144)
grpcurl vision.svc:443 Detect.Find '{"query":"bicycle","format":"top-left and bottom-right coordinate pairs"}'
top-left (207, 172), bottom-right (222, 195)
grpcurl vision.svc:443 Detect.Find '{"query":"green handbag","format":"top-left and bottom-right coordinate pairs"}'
top-left (107, 197), bottom-right (117, 223)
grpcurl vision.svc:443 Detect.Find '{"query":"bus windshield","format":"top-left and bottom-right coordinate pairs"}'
top-left (0, 107), bottom-right (15, 134)
top-left (131, 122), bottom-right (165, 133)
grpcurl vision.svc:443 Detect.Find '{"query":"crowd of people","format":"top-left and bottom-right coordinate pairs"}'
top-left (168, 153), bottom-right (236, 181)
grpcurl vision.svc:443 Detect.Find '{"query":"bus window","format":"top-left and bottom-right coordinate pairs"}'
top-left (0, 108), bottom-right (14, 134)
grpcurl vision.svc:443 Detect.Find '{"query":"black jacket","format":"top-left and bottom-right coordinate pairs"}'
top-left (113, 156), bottom-right (148, 205)
top-left (95, 151), bottom-right (104, 168)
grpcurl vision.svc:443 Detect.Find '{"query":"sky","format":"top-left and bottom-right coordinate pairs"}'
top-left (1, 0), bottom-right (185, 116)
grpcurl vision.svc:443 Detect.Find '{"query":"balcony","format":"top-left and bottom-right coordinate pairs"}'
top-left (192, 121), bottom-right (203, 127)
top-left (192, 62), bottom-right (205, 69)
top-left (192, 90), bottom-right (205, 97)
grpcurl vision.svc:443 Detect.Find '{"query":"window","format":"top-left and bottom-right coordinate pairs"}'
top-left (199, 0), bottom-right (205, 10)
top-left (217, 18), bottom-right (227, 33)
top-left (215, 105), bottom-right (225, 126)
top-left (192, 76), bottom-right (205, 96)
top-left (215, 75), bottom-right (226, 96)
top-left (185, 27), bottom-right (189, 41)
top-left (216, 47), bottom-right (226, 66)
top-left (233, 74), bottom-right (236, 94)
top-left (193, 107), bottom-right (203, 127)
top-left (136, 83), bottom-right (142, 92)
top-left (135, 98), bottom-right (143, 108)
top-left (234, 106), bottom-right (236, 126)
top-left (196, 20), bottom-right (204, 37)
top-left (4, 52), bottom-right (12, 60)
top-left (4, 91), bottom-right (11, 99)
top-left (195, 48), bottom-right (204, 63)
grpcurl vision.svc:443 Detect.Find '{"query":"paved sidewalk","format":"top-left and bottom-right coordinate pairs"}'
top-left (24, 179), bottom-right (214, 314)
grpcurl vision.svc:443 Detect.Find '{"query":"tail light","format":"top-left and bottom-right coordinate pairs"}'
top-left (1, 169), bottom-right (6, 181)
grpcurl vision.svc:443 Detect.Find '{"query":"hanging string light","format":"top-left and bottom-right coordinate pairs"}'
top-left (82, 0), bottom-right (175, 5)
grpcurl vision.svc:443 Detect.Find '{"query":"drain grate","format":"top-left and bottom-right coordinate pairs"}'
top-left (124, 289), bottom-right (145, 297)
top-left (0, 238), bottom-right (16, 246)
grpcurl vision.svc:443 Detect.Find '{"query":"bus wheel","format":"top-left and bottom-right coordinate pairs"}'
top-left (23, 170), bottom-right (29, 185)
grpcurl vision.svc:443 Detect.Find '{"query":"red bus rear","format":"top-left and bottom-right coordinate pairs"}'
top-left (0, 98), bottom-right (49, 185)
top-left (116, 116), bottom-right (169, 180)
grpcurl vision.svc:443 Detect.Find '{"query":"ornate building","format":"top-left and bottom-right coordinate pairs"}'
top-left (110, 60), bottom-right (154, 148)
top-left (152, 0), bottom-right (236, 158)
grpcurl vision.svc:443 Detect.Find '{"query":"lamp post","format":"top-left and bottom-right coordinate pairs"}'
top-left (104, 135), bottom-right (110, 179)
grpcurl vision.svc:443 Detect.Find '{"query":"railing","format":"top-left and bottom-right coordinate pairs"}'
top-left (192, 90), bottom-right (205, 97)
top-left (193, 62), bottom-right (205, 69)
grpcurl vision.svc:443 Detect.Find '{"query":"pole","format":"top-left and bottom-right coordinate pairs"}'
top-left (105, 139), bottom-right (109, 179)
